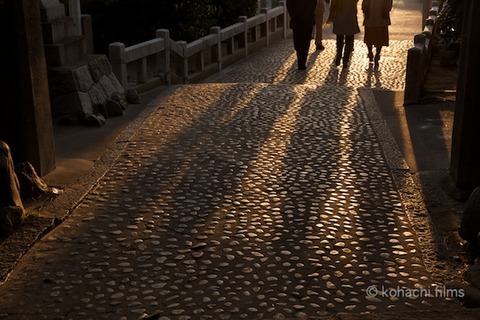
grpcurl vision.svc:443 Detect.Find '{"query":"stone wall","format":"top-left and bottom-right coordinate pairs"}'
top-left (40, 0), bottom-right (128, 126)
top-left (48, 55), bottom-right (127, 125)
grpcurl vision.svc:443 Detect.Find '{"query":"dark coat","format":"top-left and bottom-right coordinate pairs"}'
top-left (362, 0), bottom-right (393, 27)
top-left (328, 0), bottom-right (360, 35)
top-left (287, 0), bottom-right (317, 31)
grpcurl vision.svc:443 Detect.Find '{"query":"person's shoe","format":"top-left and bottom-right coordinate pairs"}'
top-left (316, 43), bottom-right (325, 51)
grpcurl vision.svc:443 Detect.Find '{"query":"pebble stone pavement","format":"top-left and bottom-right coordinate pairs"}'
top-left (0, 40), bottom-right (463, 319)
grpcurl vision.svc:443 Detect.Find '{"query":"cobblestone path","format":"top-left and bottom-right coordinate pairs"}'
top-left (0, 40), bottom-right (460, 319)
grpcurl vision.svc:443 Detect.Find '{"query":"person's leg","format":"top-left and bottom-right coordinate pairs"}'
top-left (315, 9), bottom-right (325, 50)
top-left (300, 29), bottom-right (313, 69)
top-left (367, 44), bottom-right (374, 62)
top-left (335, 34), bottom-right (345, 66)
top-left (375, 45), bottom-right (382, 65)
top-left (293, 29), bottom-right (304, 69)
top-left (294, 29), bottom-right (311, 69)
top-left (343, 35), bottom-right (354, 67)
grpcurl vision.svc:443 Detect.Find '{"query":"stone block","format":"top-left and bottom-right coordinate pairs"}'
top-left (108, 72), bottom-right (125, 95)
top-left (44, 43), bottom-right (66, 67)
top-left (94, 103), bottom-right (108, 119)
top-left (88, 55), bottom-right (113, 82)
top-left (52, 91), bottom-right (93, 117)
top-left (44, 36), bottom-right (86, 67)
top-left (126, 89), bottom-right (141, 104)
top-left (111, 92), bottom-right (128, 109)
top-left (88, 82), bottom-right (108, 107)
top-left (64, 36), bottom-right (87, 65)
top-left (42, 17), bottom-right (76, 44)
top-left (106, 100), bottom-right (124, 117)
top-left (39, 0), bottom-right (65, 22)
top-left (83, 113), bottom-right (106, 127)
top-left (73, 65), bottom-right (94, 92)
top-left (47, 67), bottom-right (77, 96)
top-left (47, 55), bottom-right (126, 122)
top-left (99, 75), bottom-right (117, 100)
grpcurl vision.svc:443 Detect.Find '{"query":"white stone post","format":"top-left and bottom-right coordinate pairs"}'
top-left (109, 42), bottom-right (128, 88)
top-left (178, 41), bottom-right (189, 83)
top-left (239, 16), bottom-right (249, 57)
top-left (261, 8), bottom-right (270, 46)
top-left (211, 26), bottom-right (222, 71)
top-left (156, 29), bottom-right (171, 84)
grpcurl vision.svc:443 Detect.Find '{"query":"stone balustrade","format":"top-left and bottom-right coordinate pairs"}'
top-left (109, 2), bottom-right (288, 92)
top-left (404, 1), bottom-right (439, 105)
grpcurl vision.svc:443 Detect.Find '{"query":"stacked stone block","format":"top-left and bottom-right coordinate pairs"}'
top-left (40, 0), bottom-right (86, 67)
top-left (40, 0), bottom-right (128, 125)
top-left (48, 55), bottom-right (127, 125)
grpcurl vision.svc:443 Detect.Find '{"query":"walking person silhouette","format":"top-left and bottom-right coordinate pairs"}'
top-left (327, 0), bottom-right (360, 67)
top-left (314, 0), bottom-right (329, 51)
top-left (362, 0), bottom-right (393, 65)
top-left (287, 0), bottom-right (317, 70)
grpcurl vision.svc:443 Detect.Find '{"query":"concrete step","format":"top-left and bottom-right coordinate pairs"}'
top-left (42, 17), bottom-right (78, 44)
top-left (44, 36), bottom-right (86, 67)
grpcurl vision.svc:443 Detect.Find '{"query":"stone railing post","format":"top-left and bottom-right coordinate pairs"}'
top-left (239, 16), bottom-right (248, 57)
top-left (81, 14), bottom-right (94, 54)
top-left (422, 0), bottom-right (432, 29)
top-left (109, 42), bottom-right (127, 88)
top-left (156, 29), bottom-right (171, 84)
top-left (210, 26), bottom-right (222, 71)
top-left (261, 8), bottom-right (270, 46)
top-left (178, 41), bottom-right (189, 83)
top-left (279, 1), bottom-right (288, 39)
top-left (404, 34), bottom-right (427, 105)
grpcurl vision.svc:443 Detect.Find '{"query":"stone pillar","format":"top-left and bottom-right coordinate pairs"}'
top-left (422, 0), bottom-right (432, 29)
top-left (450, 0), bottom-right (480, 191)
top-left (0, 0), bottom-right (56, 176)
top-left (68, 0), bottom-right (82, 36)
top-left (39, 0), bottom-right (65, 22)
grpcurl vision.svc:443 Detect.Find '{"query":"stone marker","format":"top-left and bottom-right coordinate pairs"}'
top-left (15, 162), bottom-right (50, 199)
top-left (0, 141), bottom-right (24, 209)
top-left (0, 141), bottom-right (25, 237)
